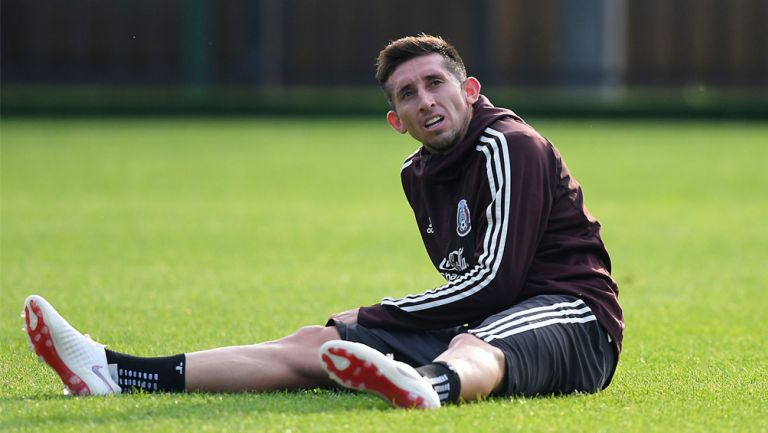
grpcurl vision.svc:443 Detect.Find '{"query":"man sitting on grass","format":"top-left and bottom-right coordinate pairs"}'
top-left (22, 34), bottom-right (623, 409)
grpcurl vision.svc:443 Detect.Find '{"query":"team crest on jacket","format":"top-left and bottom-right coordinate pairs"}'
top-left (456, 199), bottom-right (471, 237)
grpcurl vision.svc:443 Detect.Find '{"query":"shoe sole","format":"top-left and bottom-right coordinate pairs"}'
top-left (22, 295), bottom-right (119, 396)
top-left (319, 340), bottom-right (439, 409)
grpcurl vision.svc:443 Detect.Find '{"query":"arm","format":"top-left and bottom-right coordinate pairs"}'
top-left (358, 128), bottom-right (555, 330)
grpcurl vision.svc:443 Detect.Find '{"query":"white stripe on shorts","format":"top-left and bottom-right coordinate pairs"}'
top-left (470, 298), bottom-right (587, 334)
top-left (475, 314), bottom-right (597, 342)
top-left (470, 298), bottom-right (596, 342)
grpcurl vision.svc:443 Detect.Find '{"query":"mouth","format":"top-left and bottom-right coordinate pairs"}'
top-left (423, 115), bottom-right (444, 130)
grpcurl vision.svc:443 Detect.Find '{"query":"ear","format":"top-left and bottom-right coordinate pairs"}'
top-left (463, 77), bottom-right (481, 104)
top-left (387, 110), bottom-right (407, 134)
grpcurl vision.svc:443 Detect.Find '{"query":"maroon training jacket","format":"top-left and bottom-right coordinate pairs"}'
top-left (357, 95), bottom-right (624, 355)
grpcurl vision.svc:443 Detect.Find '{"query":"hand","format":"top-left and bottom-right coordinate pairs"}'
top-left (331, 308), bottom-right (359, 325)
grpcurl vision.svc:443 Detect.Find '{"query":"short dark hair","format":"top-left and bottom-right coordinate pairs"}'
top-left (376, 34), bottom-right (467, 105)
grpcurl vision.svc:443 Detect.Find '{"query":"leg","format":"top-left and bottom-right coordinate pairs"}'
top-left (22, 294), bottom-right (341, 395)
top-left (433, 333), bottom-right (506, 401)
top-left (186, 325), bottom-right (340, 392)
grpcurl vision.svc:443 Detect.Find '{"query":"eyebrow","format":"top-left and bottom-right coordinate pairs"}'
top-left (423, 73), bottom-right (445, 82)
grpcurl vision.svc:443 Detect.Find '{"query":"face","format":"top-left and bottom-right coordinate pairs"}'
top-left (386, 53), bottom-right (481, 154)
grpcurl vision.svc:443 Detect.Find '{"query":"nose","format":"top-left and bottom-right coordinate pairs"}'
top-left (417, 88), bottom-right (435, 111)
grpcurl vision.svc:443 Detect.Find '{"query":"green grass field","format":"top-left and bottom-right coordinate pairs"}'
top-left (1, 117), bottom-right (766, 432)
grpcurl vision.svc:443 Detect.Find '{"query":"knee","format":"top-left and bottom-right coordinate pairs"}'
top-left (284, 325), bottom-right (340, 346)
top-left (447, 334), bottom-right (506, 371)
top-left (449, 333), bottom-right (497, 354)
top-left (289, 325), bottom-right (324, 340)
top-left (448, 333), bottom-right (483, 348)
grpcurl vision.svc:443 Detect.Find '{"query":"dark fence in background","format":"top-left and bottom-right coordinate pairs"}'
top-left (2, 0), bottom-right (767, 116)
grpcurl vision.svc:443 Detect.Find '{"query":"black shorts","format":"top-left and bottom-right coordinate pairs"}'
top-left (331, 294), bottom-right (617, 397)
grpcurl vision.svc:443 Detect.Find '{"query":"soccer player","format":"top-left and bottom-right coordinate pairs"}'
top-left (22, 34), bottom-right (623, 409)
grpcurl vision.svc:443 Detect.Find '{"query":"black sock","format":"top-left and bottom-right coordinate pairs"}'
top-left (416, 361), bottom-right (461, 405)
top-left (105, 349), bottom-right (186, 393)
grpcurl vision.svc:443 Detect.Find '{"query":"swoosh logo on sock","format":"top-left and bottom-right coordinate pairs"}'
top-left (92, 365), bottom-right (119, 393)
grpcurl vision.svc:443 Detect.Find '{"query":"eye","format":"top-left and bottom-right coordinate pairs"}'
top-left (430, 79), bottom-right (442, 87)
top-left (400, 89), bottom-right (414, 99)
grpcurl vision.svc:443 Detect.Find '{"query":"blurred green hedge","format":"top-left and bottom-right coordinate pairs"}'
top-left (2, 85), bottom-right (766, 118)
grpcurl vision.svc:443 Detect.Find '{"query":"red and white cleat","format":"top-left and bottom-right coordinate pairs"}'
top-left (319, 340), bottom-right (440, 409)
top-left (21, 295), bottom-right (121, 396)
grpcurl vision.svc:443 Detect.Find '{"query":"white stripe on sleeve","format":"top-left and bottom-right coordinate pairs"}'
top-left (382, 128), bottom-right (511, 312)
